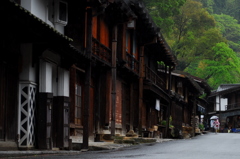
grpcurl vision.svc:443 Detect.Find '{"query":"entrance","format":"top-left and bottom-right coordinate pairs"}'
top-left (0, 61), bottom-right (18, 141)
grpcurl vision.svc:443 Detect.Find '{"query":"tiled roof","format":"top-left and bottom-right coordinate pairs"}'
top-left (209, 84), bottom-right (240, 97)
top-left (172, 70), bottom-right (204, 95)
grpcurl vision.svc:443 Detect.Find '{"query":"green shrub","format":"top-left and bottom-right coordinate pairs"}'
top-left (199, 124), bottom-right (205, 130)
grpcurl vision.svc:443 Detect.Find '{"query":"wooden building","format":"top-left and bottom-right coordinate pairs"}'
top-left (208, 84), bottom-right (240, 132)
top-left (0, 0), bottom-right (86, 150)
top-left (66, 0), bottom-right (177, 148)
top-left (0, 0), bottom-right (211, 151)
top-left (158, 70), bottom-right (211, 138)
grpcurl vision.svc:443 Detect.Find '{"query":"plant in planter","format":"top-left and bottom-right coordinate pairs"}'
top-left (199, 124), bottom-right (205, 131)
top-left (160, 116), bottom-right (174, 128)
top-left (161, 120), bottom-right (167, 126)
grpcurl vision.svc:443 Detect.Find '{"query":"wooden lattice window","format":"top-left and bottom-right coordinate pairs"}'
top-left (75, 73), bottom-right (83, 125)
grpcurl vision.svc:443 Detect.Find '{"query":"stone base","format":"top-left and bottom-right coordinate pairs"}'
top-left (0, 141), bottom-right (18, 151)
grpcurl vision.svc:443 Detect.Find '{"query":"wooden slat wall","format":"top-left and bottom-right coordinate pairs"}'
top-left (172, 103), bottom-right (183, 130)
top-left (0, 61), bottom-right (18, 141)
top-left (150, 109), bottom-right (158, 127)
top-left (69, 67), bottom-right (76, 125)
top-left (100, 17), bottom-right (109, 48)
top-left (106, 71), bottom-right (111, 124)
top-left (89, 80), bottom-right (94, 136)
top-left (183, 105), bottom-right (191, 125)
top-left (142, 103), bottom-right (147, 129)
top-left (116, 80), bottom-right (122, 125)
top-left (237, 93), bottom-right (240, 104)
top-left (0, 62), bottom-right (5, 140)
top-left (126, 30), bottom-right (131, 53)
top-left (92, 16), bottom-right (98, 39)
top-left (5, 64), bottom-right (18, 140)
top-left (133, 87), bottom-right (139, 129)
top-left (135, 46), bottom-right (139, 60)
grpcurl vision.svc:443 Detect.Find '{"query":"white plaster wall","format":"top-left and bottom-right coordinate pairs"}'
top-left (39, 60), bottom-right (52, 93)
top-left (21, 0), bottom-right (46, 20)
top-left (57, 68), bottom-right (69, 97)
top-left (32, 0), bottom-right (46, 21)
top-left (21, 0), bottom-right (64, 33)
top-left (21, 0), bottom-right (31, 12)
top-left (215, 96), bottom-right (228, 111)
top-left (19, 43), bottom-right (37, 82)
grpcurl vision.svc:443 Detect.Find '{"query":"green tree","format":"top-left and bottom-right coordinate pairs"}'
top-left (214, 14), bottom-right (240, 53)
top-left (142, 0), bottom-right (186, 35)
top-left (194, 42), bottom-right (240, 89)
top-left (170, 0), bottom-right (223, 70)
top-left (195, 0), bottom-right (214, 13)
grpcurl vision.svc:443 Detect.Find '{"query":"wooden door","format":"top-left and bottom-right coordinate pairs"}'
top-left (0, 61), bottom-right (18, 141)
top-left (122, 83), bottom-right (130, 133)
top-left (75, 70), bottom-right (84, 126)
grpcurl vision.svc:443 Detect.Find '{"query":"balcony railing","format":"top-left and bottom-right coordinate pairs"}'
top-left (92, 37), bottom-right (111, 64)
top-left (225, 103), bottom-right (240, 110)
top-left (126, 52), bottom-right (139, 73)
top-left (145, 66), bottom-right (166, 89)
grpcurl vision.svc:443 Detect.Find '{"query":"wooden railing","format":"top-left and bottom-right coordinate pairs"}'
top-left (92, 37), bottom-right (111, 64)
top-left (225, 103), bottom-right (240, 110)
top-left (126, 52), bottom-right (139, 74)
top-left (145, 66), bottom-right (166, 89)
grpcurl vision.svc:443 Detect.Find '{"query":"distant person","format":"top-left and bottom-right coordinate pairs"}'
top-left (213, 119), bottom-right (220, 134)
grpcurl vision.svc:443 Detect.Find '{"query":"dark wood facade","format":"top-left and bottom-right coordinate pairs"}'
top-left (208, 85), bottom-right (240, 132)
top-left (0, 0), bottom-right (211, 151)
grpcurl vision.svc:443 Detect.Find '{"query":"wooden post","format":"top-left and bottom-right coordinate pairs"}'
top-left (219, 94), bottom-right (221, 128)
top-left (111, 25), bottom-right (117, 136)
top-left (165, 65), bottom-right (168, 86)
top-left (138, 46), bottom-right (144, 135)
top-left (83, 7), bottom-right (92, 150)
top-left (165, 66), bottom-right (172, 138)
top-left (130, 83), bottom-right (134, 131)
top-left (192, 94), bottom-right (197, 137)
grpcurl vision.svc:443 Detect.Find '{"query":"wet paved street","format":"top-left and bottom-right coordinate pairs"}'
top-left (6, 133), bottom-right (240, 159)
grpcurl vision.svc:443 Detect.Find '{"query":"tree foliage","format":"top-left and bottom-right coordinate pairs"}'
top-left (141, 0), bottom-right (186, 35)
top-left (196, 0), bottom-right (240, 23)
top-left (142, 0), bottom-right (240, 89)
top-left (193, 42), bottom-right (240, 88)
top-left (170, 0), bottom-right (226, 71)
top-left (213, 14), bottom-right (240, 54)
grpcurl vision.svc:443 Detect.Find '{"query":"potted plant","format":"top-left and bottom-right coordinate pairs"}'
top-left (199, 124), bottom-right (205, 131)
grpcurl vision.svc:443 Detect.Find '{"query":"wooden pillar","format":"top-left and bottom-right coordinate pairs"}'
top-left (219, 94), bottom-right (221, 127)
top-left (192, 94), bottom-right (197, 137)
top-left (111, 25), bottom-right (117, 136)
top-left (138, 46), bottom-right (144, 135)
top-left (83, 7), bottom-right (92, 149)
top-left (130, 83), bottom-right (134, 131)
top-left (165, 65), bottom-right (168, 87)
top-left (122, 24), bottom-right (127, 61)
top-left (165, 66), bottom-right (172, 138)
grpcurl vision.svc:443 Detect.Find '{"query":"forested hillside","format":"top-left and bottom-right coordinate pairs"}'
top-left (141, 0), bottom-right (240, 89)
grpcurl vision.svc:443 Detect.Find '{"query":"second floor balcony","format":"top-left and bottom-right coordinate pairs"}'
top-left (126, 52), bottom-right (139, 74)
top-left (145, 66), bottom-right (166, 89)
top-left (225, 103), bottom-right (240, 111)
top-left (92, 37), bottom-right (111, 65)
